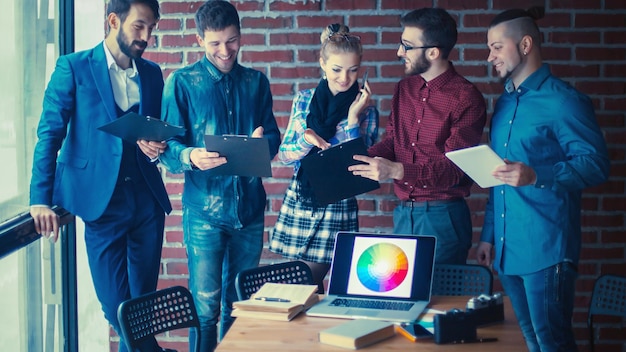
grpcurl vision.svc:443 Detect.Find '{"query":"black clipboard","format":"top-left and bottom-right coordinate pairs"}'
top-left (300, 137), bottom-right (380, 205)
top-left (204, 134), bottom-right (272, 177)
top-left (98, 112), bottom-right (186, 142)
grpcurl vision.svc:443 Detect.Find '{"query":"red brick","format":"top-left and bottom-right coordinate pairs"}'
top-left (438, 0), bottom-right (489, 10)
top-left (550, 64), bottom-right (600, 78)
top-left (326, 0), bottom-right (376, 11)
top-left (241, 16), bottom-right (293, 29)
top-left (269, 1), bottom-right (321, 12)
top-left (161, 34), bottom-right (198, 48)
top-left (233, 1), bottom-right (265, 12)
top-left (157, 18), bottom-right (183, 31)
top-left (165, 261), bottom-right (189, 275)
top-left (142, 51), bottom-right (183, 64)
top-left (576, 47), bottom-right (626, 61)
top-left (242, 50), bottom-right (294, 63)
top-left (606, 65), bottom-right (626, 77)
top-left (358, 215), bottom-right (394, 229)
top-left (348, 15), bottom-right (401, 28)
top-left (240, 33), bottom-right (266, 46)
top-left (270, 32), bottom-right (319, 46)
top-left (458, 31), bottom-right (488, 45)
top-left (164, 215), bottom-right (182, 227)
top-left (553, 0), bottom-right (602, 9)
top-left (297, 15), bottom-right (344, 28)
top-left (548, 31), bottom-right (601, 44)
top-left (575, 81), bottom-right (626, 96)
top-left (160, 1), bottom-right (203, 14)
top-left (380, 0), bottom-right (432, 10)
top-left (576, 14), bottom-right (626, 28)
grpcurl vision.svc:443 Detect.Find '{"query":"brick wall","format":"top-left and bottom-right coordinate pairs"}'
top-left (117, 1), bottom-right (626, 351)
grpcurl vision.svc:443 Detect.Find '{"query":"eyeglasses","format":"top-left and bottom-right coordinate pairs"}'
top-left (399, 42), bottom-right (439, 52)
top-left (328, 33), bottom-right (361, 43)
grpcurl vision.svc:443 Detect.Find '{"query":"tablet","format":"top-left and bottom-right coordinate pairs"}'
top-left (445, 145), bottom-right (505, 188)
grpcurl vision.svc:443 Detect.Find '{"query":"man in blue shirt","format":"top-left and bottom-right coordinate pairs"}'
top-left (159, 1), bottom-right (280, 351)
top-left (477, 7), bottom-right (610, 352)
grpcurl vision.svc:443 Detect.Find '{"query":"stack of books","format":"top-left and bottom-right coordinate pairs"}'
top-left (232, 283), bottom-right (319, 321)
top-left (318, 319), bottom-right (396, 349)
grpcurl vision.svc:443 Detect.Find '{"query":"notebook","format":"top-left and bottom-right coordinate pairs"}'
top-left (444, 144), bottom-right (505, 188)
top-left (306, 232), bottom-right (436, 323)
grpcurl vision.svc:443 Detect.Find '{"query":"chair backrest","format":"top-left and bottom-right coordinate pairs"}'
top-left (235, 260), bottom-right (314, 300)
top-left (589, 274), bottom-right (626, 317)
top-left (587, 274), bottom-right (626, 352)
top-left (431, 264), bottom-right (493, 296)
top-left (117, 285), bottom-right (200, 352)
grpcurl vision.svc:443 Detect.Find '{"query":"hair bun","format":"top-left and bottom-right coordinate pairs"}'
top-left (526, 6), bottom-right (545, 20)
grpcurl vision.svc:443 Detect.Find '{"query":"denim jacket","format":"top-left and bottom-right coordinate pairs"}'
top-left (160, 57), bottom-right (280, 229)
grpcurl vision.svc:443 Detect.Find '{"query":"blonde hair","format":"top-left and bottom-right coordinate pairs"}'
top-left (320, 23), bottom-right (363, 62)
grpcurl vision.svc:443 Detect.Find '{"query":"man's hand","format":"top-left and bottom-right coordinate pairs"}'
top-left (251, 126), bottom-right (264, 138)
top-left (189, 147), bottom-right (227, 171)
top-left (303, 129), bottom-right (331, 150)
top-left (476, 241), bottom-right (493, 266)
top-left (137, 140), bottom-right (167, 160)
top-left (492, 159), bottom-right (536, 187)
top-left (30, 206), bottom-right (60, 243)
top-left (349, 155), bottom-right (404, 181)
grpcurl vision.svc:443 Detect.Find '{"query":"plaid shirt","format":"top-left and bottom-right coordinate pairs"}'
top-left (278, 88), bottom-right (379, 171)
top-left (369, 65), bottom-right (486, 201)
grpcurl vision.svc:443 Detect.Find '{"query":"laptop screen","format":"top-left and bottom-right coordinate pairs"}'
top-left (327, 233), bottom-right (436, 301)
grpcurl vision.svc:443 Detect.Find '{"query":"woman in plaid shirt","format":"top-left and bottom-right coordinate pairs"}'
top-left (269, 24), bottom-right (379, 293)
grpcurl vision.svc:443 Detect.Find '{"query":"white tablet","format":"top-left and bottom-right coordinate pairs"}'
top-left (445, 144), bottom-right (505, 188)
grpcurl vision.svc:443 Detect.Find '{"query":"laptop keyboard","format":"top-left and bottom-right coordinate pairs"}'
top-left (329, 298), bottom-right (414, 311)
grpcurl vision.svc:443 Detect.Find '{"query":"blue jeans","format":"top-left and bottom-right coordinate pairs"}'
top-left (183, 206), bottom-right (264, 352)
top-left (499, 262), bottom-right (578, 352)
top-left (393, 199), bottom-right (471, 264)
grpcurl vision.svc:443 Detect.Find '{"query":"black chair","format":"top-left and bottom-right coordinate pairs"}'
top-left (117, 285), bottom-right (200, 352)
top-left (235, 260), bottom-right (315, 300)
top-left (587, 274), bottom-right (626, 352)
top-left (432, 264), bottom-right (493, 296)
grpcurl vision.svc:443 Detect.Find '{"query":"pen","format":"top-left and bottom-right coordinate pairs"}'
top-left (254, 297), bottom-right (291, 302)
top-left (452, 337), bottom-right (498, 344)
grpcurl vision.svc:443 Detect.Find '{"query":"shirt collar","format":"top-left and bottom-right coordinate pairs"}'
top-left (201, 55), bottom-right (240, 82)
top-left (419, 62), bottom-right (458, 91)
top-left (103, 41), bottom-right (138, 77)
top-left (505, 63), bottom-right (550, 94)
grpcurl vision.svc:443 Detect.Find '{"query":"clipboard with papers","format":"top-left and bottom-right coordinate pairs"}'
top-left (445, 144), bottom-right (505, 188)
top-left (299, 137), bottom-right (380, 205)
top-left (203, 134), bottom-right (272, 177)
top-left (97, 112), bottom-right (186, 142)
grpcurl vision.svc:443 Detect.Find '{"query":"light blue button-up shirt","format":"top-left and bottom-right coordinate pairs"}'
top-left (480, 64), bottom-right (610, 275)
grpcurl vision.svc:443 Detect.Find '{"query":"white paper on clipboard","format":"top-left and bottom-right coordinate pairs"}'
top-left (445, 144), bottom-right (505, 188)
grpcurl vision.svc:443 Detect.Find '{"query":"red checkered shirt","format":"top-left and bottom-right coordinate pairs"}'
top-left (368, 65), bottom-right (486, 201)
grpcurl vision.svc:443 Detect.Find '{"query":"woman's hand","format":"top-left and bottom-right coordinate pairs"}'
top-left (303, 129), bottom-right (331, 150)
top-left (347, 81), bottom-right (372, 125)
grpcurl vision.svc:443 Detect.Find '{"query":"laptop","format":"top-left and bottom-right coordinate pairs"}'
top-left (306, 232), bottom-right (437, 323)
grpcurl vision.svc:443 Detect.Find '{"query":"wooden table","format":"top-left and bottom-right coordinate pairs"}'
top-left (216, 296), bottom-right (526, 351)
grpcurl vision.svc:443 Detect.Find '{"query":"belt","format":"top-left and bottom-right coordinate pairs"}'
top-left (401, 198), bottom-right (461, 208)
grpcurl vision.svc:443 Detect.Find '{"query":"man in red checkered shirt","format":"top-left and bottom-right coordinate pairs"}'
top-left (350, 8), bottom-right (486, 264)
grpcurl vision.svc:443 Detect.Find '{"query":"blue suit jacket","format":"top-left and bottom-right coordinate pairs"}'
top-left (30, 42), bottom-right (171, 221)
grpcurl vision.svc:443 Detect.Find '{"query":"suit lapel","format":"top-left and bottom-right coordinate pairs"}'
top-left (90, 42), bottom-right (117, 121)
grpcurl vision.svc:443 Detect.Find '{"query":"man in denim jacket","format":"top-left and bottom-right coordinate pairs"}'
top-left (159, 1), bottom-right (280, 351)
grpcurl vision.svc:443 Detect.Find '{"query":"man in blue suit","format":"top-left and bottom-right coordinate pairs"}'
top-left (29, 1), bottom-right (172, 351)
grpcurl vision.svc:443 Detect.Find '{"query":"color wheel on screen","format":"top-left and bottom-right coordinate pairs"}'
top-left (356, 243), bottom-right (409, 292)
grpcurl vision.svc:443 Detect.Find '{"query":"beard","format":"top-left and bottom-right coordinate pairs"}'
top-left (117, 28), bottom-right (147, 59)
top-left (406, 50), bottom-right (431, 76)
top-left (498, 46), bottom-right (525, 84)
